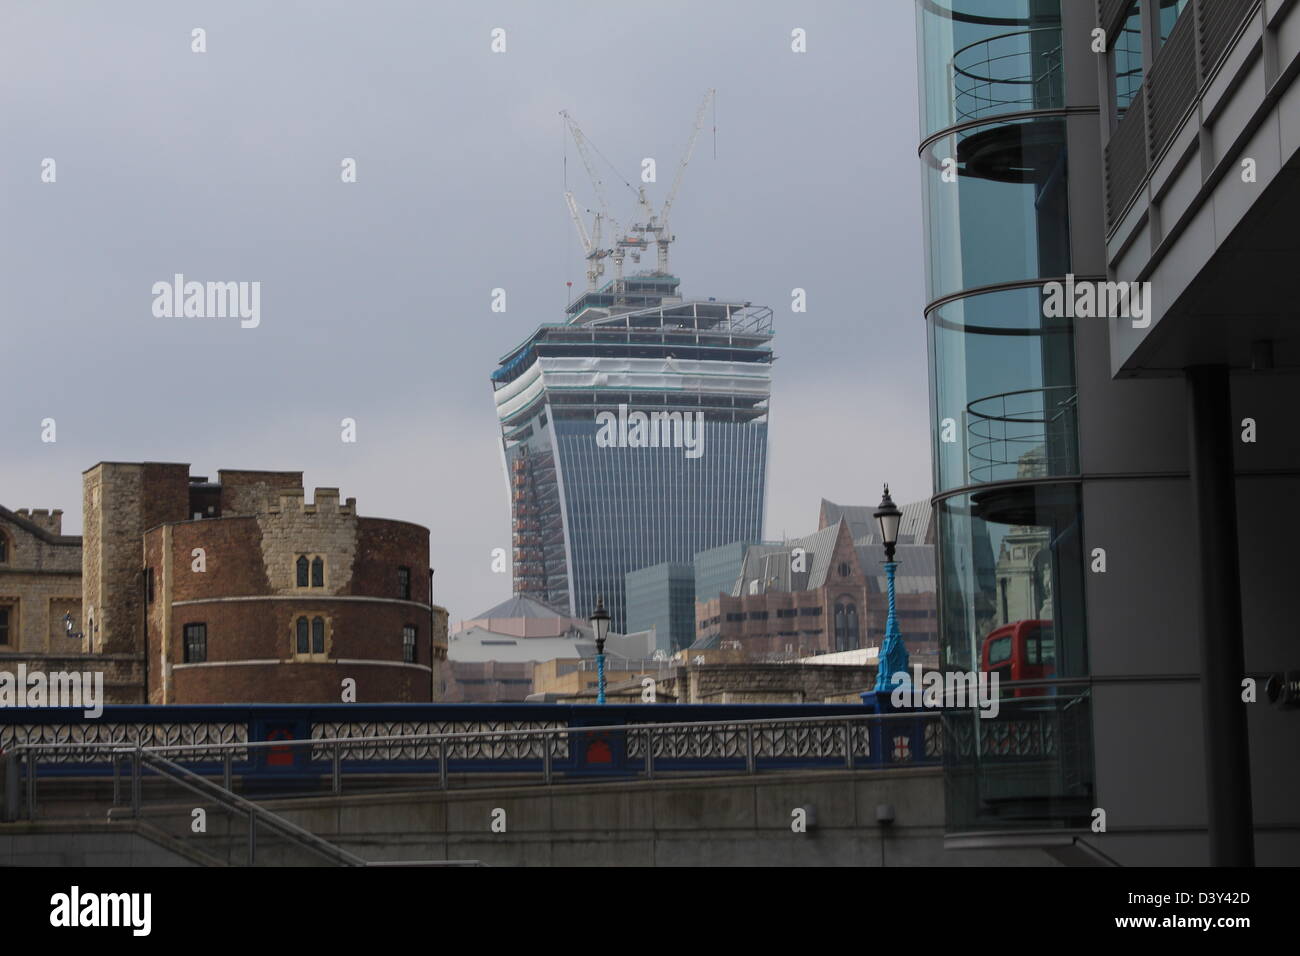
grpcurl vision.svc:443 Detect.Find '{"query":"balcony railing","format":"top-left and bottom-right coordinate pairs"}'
top-left (951, 27), bottom-right (1064, 126)
top-left (966, 386), bottom-right (1079, 485)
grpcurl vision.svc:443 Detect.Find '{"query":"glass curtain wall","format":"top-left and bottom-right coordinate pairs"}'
top-left (917, 0), bottom-right (1093, 831)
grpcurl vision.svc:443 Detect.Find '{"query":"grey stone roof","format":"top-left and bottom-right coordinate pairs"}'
top-left (820, 497), bottom-right (933, 546)
top-left (470, 594), bottom-right (571, 620)
top-left (731, 521), bottom-right (845, 596)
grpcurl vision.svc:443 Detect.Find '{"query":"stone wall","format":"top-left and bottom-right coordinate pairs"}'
top-left (82, 463), bottom-right (189, 657)
top-left (656, 662), bottom-right (878, 704)
top-left (0, 507), bottom-right (83, 656)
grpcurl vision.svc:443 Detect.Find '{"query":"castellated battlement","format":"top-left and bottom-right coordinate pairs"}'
top-left (14, 508), bottom-right (64, 535)
top-left (269, 487), bottom-right (356, 516)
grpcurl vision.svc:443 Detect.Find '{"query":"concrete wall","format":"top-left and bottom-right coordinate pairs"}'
top-left (253, 769), bottom-right (1057, 867)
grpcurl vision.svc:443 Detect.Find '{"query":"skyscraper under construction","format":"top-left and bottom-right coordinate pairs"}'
top-left (490, 274), bottom-right (773, 633)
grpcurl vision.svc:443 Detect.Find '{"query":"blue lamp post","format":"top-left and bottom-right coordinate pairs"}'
top-left (873, 485), bottom-right (910, 692)
top-left (590, 596), bottom-right (611, 704)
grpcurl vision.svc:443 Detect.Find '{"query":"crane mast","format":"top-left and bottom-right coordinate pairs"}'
top-left (561, 90), bottom-right (714, 299)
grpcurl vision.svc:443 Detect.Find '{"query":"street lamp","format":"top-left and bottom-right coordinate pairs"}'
top-left (873, 484), bottom-right (909, 692)
top-left (589, 596), bottom-right (611, 705)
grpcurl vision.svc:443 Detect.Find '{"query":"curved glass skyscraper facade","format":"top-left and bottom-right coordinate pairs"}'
top-left (492, 276), bottom-right (772, 633)
top-left (917, 0), bottom-right (1094, 832)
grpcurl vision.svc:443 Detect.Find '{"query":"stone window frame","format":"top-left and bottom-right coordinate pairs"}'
top-left (294, 554), bottom-right (328, 590)
top-left (291, 613), bottom-right (331, 661)
top-left (0, 598), bottom-right (17, 646)
top-left (0, 527), bottom-right (10, 563)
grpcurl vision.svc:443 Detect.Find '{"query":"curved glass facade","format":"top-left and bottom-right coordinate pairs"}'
top-left (921, 118), bottom-right (1071, 301)
top-left (917, 0), bottom-right (1064, 136)
top-left (917, 0), bottom-right (1093, 832)
top-left (929, 286), bottom-right (1077, 491)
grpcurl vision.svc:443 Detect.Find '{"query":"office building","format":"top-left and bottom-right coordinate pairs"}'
top-left (491, 275), bottom-right (773, 633)
top-left (915, 0), bottom-right (1298, 864)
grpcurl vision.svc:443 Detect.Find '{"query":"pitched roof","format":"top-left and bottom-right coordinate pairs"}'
top-left (820, 497), bottom-right (933, 545)
top-left (856, 543), bottom-right (936, 594)
top-left (470, 594), bottom-right (570, 620)
top-left (732, 520), bottom-right (847, 595)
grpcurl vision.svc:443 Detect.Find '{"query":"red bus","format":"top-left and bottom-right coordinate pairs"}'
top-left (981, 619), bottom-right (1056, 698)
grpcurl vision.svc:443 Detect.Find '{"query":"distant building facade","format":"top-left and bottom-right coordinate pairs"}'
top-left (625, 561), bottom-right (695, 653)
top-left (694, 517), bottom-right (938, 660)
top-left (447, 594), bottom-right (656, 702)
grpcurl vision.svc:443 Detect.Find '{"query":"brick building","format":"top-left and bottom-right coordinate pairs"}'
top-left (694, 518), bottom-right (938, 660)
top-left (82, 462), bottom-right (447, 704)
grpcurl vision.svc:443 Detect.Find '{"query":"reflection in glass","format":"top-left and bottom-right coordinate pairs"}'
top-left (937, 486), bottom-right (1092, 830)
top-left (1159, 0), bottom-right (1189, 45)
top-left (922, 118), bottom-right (1070, 300)
top-left (917, 0), bottom-right (1064, 136)
top-left (936, 485), bottom-right (1087, 678)
top-left (928, 287), bottom-right (1078, 492)
top-left (1115, 1), bottom-right (1144, 118)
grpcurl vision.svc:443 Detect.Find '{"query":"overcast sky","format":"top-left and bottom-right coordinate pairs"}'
top-left (0, 0), bottom-right (929, 624)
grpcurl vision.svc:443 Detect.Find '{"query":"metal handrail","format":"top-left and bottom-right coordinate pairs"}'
top-left (950, 27), bottom-right (1064, 124)
top-left (964, 386), bottom-right (1079, 483)
top-left (135, 749), bottom-right (366, 867)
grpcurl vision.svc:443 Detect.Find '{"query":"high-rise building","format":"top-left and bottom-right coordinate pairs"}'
top-left (625, 561), bottom-right (695, 653)
top-left (915, 0), bottom-right (1299, 865)
top-left (491, 275), bottom-right (773, 632)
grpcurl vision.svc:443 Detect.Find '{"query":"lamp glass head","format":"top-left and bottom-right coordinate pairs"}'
top-left (589, 596), bottom-right (611, 645)
top-left (874, 484), bottom-right (902, 548)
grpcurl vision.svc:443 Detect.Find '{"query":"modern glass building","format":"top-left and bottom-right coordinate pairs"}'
top-left (491, 274), bottom-right (773, 633)
top-left (917, 0), bottom-right (1299, 865)
top-left (693, 540), bottom-right (766, 609)
top-left (625, 561), bottom-right (695, 653)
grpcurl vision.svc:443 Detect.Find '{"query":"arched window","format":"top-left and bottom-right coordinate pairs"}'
top-left (296, 616), bottom-right (309, 654)
top-left (296, 556), bottom-right (309, 588)
top-left (834, 604), bottom-right (846, 649)
top-left (846, 604), bottom-right (859, 650)
top-left (311, 617), bottom-right (325, 654)
top-left (311, 557), bottom-right (324, 588)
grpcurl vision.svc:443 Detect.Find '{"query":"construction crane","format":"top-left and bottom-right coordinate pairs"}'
top-left (564, 190), bottom-right (608, 291)
top-left (561, 90), bottom-right (714, 296)
top-left (633, 88), bottom-right (715, 277)
top-left (560, 110), bottom-right (632, 299)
